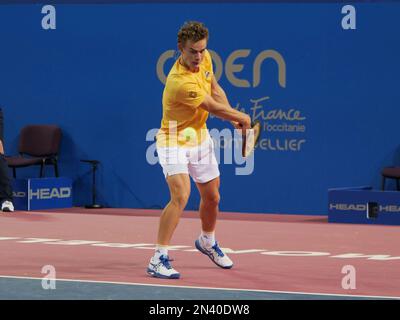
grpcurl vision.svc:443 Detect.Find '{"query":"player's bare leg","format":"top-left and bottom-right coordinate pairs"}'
top-left (195, 177), bottom-right (233, 269)
top-left (147, 173), bottom-right (190, 279)
top-left (196, 177), bottom-right (220, 233)
top-left (158, 173), bottom-right (191, 245)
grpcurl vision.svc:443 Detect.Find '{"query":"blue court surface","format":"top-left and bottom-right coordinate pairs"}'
top-left (0, 276), bottom-right (394, 300)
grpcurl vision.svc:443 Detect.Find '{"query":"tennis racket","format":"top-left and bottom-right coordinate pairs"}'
top-left (242, 121), bottom-right (261, 158)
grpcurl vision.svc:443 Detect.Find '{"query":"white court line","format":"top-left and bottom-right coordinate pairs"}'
top-left (0, 274), bottom-right (398, 300)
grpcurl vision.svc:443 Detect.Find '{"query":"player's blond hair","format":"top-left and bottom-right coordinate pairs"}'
top-left (177, 21), bottom-right (209, 46)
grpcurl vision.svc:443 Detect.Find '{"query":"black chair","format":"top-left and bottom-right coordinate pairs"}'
top-left (381, 167), bottom-right (400, 191)
top-left (6, 125), bottom-right (62, 178)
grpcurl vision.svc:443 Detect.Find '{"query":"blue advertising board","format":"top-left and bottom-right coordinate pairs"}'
top-left (12, 177), bottom-right (73, 211)
top-left (328, 186), bottom-right (400, 225)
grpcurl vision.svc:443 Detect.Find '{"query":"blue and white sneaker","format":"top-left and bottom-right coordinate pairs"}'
top-left (195, 239), bottom-right (233, 269)
top-left (147, 255), bottom-right (180, 279)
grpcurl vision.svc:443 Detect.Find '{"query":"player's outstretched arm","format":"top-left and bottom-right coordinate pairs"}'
top-left (200, 94), bottom-right (251, 129)
top-left (209, 77), bottom-right (250, 129)
top-left (211, 76), bottom-right (230, 106)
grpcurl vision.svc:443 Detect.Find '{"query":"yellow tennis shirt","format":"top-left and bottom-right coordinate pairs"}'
top-left (156, 49), bottom-right (213, 148)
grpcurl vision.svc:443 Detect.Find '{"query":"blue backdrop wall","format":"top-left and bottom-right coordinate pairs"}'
top-left (1, 1), bottom-right (399, 214)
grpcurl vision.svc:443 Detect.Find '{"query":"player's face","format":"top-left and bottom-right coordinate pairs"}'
top-left (180, 38), bottom-right (207, 72)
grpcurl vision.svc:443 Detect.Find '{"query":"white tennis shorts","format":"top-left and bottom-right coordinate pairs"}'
top-left (157, 136), bottom-right (220, 183)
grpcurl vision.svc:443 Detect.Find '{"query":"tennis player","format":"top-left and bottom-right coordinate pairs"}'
top-left (147, 21), bottom-right (251, 279)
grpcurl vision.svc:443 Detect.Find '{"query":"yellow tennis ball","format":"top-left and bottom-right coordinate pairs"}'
top-left (182, 127), bottom-right (197, 142)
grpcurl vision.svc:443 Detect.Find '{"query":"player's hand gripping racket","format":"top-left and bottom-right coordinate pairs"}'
top-left (241, 121), bottom-right (261, 158)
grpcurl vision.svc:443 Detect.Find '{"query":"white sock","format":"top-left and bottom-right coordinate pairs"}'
top-left (200, 231), bottom-right (215, 248)
top-left (154, 245), bottom-right (168, 260)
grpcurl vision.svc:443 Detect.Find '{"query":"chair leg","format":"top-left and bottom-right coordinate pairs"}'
top-left (40, 163), bottom-right (44, 178)
top-left (54, 161), bottom-right (59, 177)
top-left (381, 176), bottom-right (386, 191)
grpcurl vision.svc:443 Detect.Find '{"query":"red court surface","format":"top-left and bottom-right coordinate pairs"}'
top-left (0, 208), bottom-right (399, 299)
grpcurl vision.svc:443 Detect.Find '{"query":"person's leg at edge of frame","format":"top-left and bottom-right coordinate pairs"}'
top-left (195, 177), bottom-right (233, 269)
top-left (0, 140), bottom-right (14, 213)
top-left (147, 173), bottom-right (190, 279)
